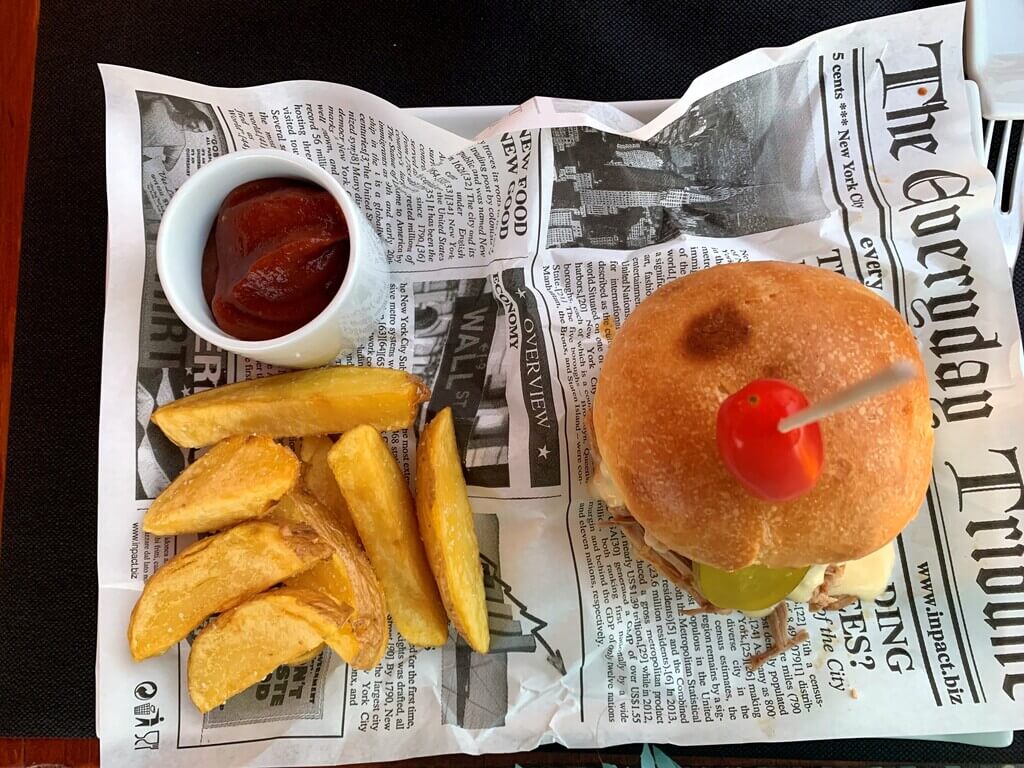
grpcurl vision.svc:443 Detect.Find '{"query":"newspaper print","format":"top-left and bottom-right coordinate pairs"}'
top-left (97, 4), bottom-right (1024, 766)
top-left (547, 63), bottom-right (827, 249)
top-left (412, 271), bottom-right (561, 490)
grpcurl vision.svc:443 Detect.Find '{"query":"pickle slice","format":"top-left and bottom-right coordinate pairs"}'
top-left (695, 562), bottom-right (810, 612)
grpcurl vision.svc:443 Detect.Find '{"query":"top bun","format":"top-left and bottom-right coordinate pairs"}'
top-left (592, 261), bottom-right (933, 570)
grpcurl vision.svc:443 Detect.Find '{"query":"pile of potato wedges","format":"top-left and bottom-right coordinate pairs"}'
top-left (128, 366), bottom-right (490, 713)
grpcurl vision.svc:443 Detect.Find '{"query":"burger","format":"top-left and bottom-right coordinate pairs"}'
top-left (589, 261), bottom-right (933, 667)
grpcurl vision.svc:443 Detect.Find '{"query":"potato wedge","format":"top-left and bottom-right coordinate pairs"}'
top-left (329, 426), bottom-right (449, 647)
top-left (127, 520), bottom-right (331, 660)
top-left (273, 490), bottom-right (389, 669)
top-left (143, 435), bottom-right (299, 535)
top-left (288, 644), bottom-right (325, 666)
top-left (151, 366), bottom-right (430, 448)
top-left (416, 408), bottom-right (490, 653)
top-left (188, 588), bottom-right (352, 713)
top-left (297, 436), bottom-right (358, 540)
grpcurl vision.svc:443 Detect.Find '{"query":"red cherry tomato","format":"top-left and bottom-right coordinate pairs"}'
top-left (716, 379), bottom-right (823, 502)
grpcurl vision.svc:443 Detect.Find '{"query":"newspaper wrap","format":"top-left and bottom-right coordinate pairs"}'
top-left (98, 4), bottom-right (1024, 765)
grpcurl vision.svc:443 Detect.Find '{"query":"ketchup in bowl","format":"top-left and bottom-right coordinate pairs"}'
top-left (201, 178), bottom-right (349, 341)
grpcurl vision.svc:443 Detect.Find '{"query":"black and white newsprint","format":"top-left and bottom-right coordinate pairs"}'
top-left (98, 4), bottom-right (1024, 766)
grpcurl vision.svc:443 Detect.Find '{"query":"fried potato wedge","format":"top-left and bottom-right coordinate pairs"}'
top-left (297, 436), bottom-right (358, 540)
top-left (152, 366), bottom-right (430, 448)
top-left (188, 588), bottom-right (352, 712)
top-left (273, 490), bottom-right (389, 669)
top-left (127, 521), bottom-right (331, 661)
top-left (329, 426), bottom-right (449, 647)
top-left (416, 408), bottom-right (490, 653)
top-left (288, 644), bottom-right (325, 666)
top-left (143, 435), bottom-right (300, 535)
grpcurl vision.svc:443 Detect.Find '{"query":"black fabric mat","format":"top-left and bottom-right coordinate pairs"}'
top-left (3, 0), bottom-right (1022, 760)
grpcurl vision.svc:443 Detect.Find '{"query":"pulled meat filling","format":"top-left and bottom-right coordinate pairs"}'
top-left (808, 564), bottom-right (856, 612)
top-left (748, 603), bottom-right (810, 671)
top-left (589, 417), bottom-right (860, 669)
top-left (610, 518), bottom-right (726, 614)
top-left (603, 512), bottom-right (856, 669)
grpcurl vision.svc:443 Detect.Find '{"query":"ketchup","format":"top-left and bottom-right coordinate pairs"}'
top-left (201, 178), bottom-right (349, 341)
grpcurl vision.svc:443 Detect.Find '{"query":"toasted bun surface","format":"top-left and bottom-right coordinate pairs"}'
top-left (592, 261), bottom-right (933, 570)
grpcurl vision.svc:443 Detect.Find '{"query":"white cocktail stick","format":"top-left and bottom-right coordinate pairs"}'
top-left (777, 360), bottom-right (918, 434)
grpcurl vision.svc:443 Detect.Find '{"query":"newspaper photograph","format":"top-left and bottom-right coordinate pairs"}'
top-left (97, 3), bottom-right (1024, 766)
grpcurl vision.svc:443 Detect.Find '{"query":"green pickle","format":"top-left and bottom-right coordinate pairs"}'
top-left (695, 562), bottom-right (810, 612)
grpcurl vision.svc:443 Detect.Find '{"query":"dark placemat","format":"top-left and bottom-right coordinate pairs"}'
top-left (3, 0), bottom-right (1022, 759)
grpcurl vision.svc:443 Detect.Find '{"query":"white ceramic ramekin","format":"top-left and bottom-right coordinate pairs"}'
top-left (156, 149), bottom-right (389, 368)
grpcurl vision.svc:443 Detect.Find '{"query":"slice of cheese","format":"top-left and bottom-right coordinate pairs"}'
top-left (830, 540), bottom-right (895, 600)
top-left (788, 565), bottom-right (828, 603)
top-left (589, 460), bottom-right (625, 508)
